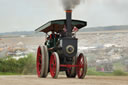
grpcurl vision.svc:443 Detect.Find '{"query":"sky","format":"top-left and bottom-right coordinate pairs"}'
top-left (0, 0), bottom-right (128, 33)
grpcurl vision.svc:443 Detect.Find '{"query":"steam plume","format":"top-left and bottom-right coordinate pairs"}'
top-left (61, 0), bottom-right (84, 10)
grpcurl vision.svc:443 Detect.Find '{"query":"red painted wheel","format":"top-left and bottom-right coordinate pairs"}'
top-left (77, 53), bottom-right (87, 79)
top-left (50, 52), bottom-right (60, 78)
top-left (36, 45), bottom-right (45, 77)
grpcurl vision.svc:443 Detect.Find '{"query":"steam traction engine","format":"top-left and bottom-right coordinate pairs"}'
top-left (35, 10), bottom-right (87, 79)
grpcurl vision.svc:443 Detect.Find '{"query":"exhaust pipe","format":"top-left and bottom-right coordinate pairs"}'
top-left (66, 10), bottom-right (72, 37)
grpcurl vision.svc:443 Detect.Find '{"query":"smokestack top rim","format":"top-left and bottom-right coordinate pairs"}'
top-left (65, 10), bottom-right (72, 13)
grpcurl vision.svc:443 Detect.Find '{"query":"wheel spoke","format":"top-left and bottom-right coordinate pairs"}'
top-left (38, 53), bottom-right (41, 57)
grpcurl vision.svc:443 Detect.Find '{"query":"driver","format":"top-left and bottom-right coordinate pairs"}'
top-left (49, 30), bottom-right (56, 40)
top-left (47, 30), bottom-right (58, 50)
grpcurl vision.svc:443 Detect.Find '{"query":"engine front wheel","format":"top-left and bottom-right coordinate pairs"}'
top-left (77, 53), bottom-right (87, 79)
top-left (50, 52), bottom-right (60, 78)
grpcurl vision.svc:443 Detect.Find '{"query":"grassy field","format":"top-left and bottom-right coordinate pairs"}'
top-left (0, 70), bottom-right (128, 76)
top-left (87, 68), bottom-right (128, 76)
top-left (0, 72), bottom-right (21, 75)
top-left (0, 54), bottom-right (128, 76)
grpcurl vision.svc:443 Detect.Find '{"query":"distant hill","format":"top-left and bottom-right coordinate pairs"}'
top-left (0, 25), bottom-right (128, 37)
top-left (0, 31), bottom-right (44, 37)
top-left (80, 25), bottom-right (128, 32)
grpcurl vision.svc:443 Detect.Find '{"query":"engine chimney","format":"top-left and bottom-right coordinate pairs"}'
top-left (66, 10), bottom-right (72, 37)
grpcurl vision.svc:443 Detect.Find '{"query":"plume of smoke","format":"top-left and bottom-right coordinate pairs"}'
top-left (61, 0), bottom-right (85, 10)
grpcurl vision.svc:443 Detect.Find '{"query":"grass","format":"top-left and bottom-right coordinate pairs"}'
top-left (113, 70), bottom-right (128, 76)
top-left (87, 68), bottom-right (128, 76)
top-left (0, 72), bottom-right (21, 75)
top-left (87, 68), bottom-right (113, 76)
top-left (0, 70), bottom-right (128, 76)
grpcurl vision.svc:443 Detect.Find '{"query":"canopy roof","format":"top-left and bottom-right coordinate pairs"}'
top-left (35, 19), bottom-right (87, 33)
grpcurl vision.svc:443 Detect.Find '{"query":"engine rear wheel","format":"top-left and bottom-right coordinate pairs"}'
top-left (36, 45), bottom-right (45, 77)
top-left (77, 53), bottom-right (87, 79)
top-left (50, 52), bottom-right (60, 78)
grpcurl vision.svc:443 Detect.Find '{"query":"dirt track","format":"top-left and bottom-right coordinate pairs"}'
top-left (0, 75), bottom-right (128, 85)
